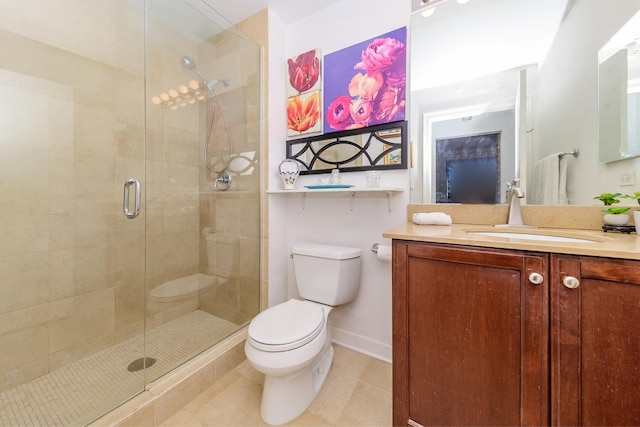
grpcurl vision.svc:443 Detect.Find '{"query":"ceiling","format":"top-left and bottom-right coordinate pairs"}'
top-left (410, 0), bottom-right (570, 91)
top-left (203, 0), bottom-right (343, 25)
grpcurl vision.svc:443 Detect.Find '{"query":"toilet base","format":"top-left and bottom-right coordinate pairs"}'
top-left (260, 344), bottom-right (334, 425)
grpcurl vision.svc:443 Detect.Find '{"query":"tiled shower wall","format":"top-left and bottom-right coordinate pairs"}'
top-left (196, 27), bottom-right (262, 326)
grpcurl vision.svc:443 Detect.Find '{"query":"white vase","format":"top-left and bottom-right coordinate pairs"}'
top-left (278, 159), bottom-right (300, 190)
top-left (634, 211), bottom-right (640, 231)
top-left (603, 213), bottom-right (630, 226)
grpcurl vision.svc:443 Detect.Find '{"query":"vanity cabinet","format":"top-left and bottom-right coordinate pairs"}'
top-left (551, 255), bottom-right (640, 426)
top-left (392, 240), bottom-right (640, 427)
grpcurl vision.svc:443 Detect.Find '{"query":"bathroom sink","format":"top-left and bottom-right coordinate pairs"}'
top-left (467, 231), bottom-right (597, 243)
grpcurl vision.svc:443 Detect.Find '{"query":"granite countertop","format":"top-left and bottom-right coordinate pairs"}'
top-left (383, 222), bottom-right (640, 260)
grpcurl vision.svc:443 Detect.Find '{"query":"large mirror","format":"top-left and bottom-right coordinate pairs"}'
top-left (410, 0), bottom-right (640, 206)
top-left (598, 9), bottom-right (640, 163)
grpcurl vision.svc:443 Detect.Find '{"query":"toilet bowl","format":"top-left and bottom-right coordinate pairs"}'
top-left (245, 300), bottom-right (334, 425)
top-left (245, 243), bottom-right (361, 425)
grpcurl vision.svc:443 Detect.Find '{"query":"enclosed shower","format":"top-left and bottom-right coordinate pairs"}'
top-left (0, 0), bottom-right (261, 425)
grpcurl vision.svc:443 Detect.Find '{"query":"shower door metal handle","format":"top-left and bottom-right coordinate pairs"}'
top-left (123, 178), bottom-right (141, 219)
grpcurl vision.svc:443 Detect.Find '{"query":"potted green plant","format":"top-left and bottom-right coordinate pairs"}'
top-left (624, 191), bottom-right (640, 228)
top-left (594, 192), bottom-right (630, 225)
top-left (594, 192), bottom-right (622, 206)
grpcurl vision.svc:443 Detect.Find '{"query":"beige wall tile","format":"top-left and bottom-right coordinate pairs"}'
top-left (49, 288), bottom-right (115, 353)
top-left (238, 237), bottom-right (260, 279)
top-left (49, 97), bottom-right (74, 148)
top-left (49, 148), bottom-right (74, 198)
top-left (0, 143), bottom-right (49, 199)
top-left (0, 200), bottom-right (48, 257)
top-left (115, 282), bottom-right (145, 329)
top-left (73, 151), bottom-right (117, 199)
top-left (0, 81), bottom-right (51, 147)
top-left (163, 199), bottom-right (200, 235)
top-left (113, 239), bottom-right (145, 288)
top-left (0, 252), bottom-right (49, 314)
top-left (50, 243), bottom-right (114, 300)
top-left (0, 306), bottom-right (49, 380)
top-left (74, 103), bottom-right (117, 155)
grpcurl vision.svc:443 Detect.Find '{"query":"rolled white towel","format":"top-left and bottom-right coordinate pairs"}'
top-left (412, 212), bottom-right (452, 226)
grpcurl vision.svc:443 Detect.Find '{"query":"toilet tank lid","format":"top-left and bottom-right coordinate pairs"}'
top-left (292, 243), bottom-right (361, 260)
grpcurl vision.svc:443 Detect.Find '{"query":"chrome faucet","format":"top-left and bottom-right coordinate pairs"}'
top-left (496, 178), bottom-right (536, 228)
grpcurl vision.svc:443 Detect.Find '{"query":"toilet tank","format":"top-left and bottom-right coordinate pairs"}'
top-left (292, 243), bottom-right (361, 306)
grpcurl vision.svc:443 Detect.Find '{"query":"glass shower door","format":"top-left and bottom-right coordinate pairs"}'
top-left (0, 0), bottom-right (147, 424)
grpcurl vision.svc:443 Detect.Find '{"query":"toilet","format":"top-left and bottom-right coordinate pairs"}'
top-left (244, 243), bottom-right (362, 425)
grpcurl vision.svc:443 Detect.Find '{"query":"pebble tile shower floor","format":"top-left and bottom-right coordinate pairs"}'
top-left (0, 311), bottom-right (239, 427)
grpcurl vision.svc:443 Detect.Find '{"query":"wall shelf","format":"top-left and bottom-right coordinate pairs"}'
top-left (268, 187), bottom-right (404, 212)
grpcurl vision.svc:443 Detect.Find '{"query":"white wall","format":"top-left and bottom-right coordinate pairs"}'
top-left (268, 0), bottom-right (411, 361)
top-left (266, 0), bottom-right (640, 361)
top-left (535, 0), bottom-right (640, 205)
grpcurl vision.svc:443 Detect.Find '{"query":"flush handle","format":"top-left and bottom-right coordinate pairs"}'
top-left (528, 272), bottom-right (544, 285)
top-left (562, 275), bottom-right (580, 289)
top-left (123, 178), bottom-right (141, 219)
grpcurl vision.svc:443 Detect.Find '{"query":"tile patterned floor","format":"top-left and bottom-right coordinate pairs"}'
top-left (160, 345), bottom-right (393, 426)
top-left (0, 311), bottom-right (239, 427)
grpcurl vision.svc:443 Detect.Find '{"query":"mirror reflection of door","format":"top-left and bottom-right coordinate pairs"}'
top-left (425, 108), bottom-right (516, 203)
top-left (436, 132), bottom-right (501, 204)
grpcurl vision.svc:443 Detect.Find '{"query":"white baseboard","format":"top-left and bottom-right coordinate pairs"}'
top-left (330, 326), bottom-right (392, 364)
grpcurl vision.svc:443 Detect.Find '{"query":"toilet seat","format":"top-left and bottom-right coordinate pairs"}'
top-left (248, 299), bottom-right (325, 352)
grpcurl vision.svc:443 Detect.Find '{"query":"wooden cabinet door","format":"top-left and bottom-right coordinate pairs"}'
top-left (551, 255), bottom-right (640, 426)
top-left (393, 241), bottom-right (549, 426)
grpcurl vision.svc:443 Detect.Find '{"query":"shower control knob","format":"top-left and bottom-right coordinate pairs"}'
top-left (528, 272), bottom-right (544, 285)
top-left (562, 276), bottom-right (580, 289)
top-left (214, 171), bottom-right (232, 191)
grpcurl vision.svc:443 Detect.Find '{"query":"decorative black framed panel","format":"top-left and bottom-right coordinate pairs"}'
top-left (286, 121), bottom-right (407, 174)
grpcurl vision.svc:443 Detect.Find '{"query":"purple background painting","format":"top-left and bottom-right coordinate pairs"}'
top-left (323, 27), bottom-right (407, 133)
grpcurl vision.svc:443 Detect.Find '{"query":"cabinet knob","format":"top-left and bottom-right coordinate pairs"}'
top-left (562, 275), bottom-right (580, 289)
top-left (528, 272), bottom-right (544, 285)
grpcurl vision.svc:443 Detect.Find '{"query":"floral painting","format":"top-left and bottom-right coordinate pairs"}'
top-left (324, 27), bottom-right (406, 133)
top-left (287, 48), bottom-right (322, 138)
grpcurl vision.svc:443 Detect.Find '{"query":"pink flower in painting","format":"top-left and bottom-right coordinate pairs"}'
top-left (383, 67), bottom-right (406, 88)
top-left (350, 98), bottom-right (373, 127)
top-left (355, 37), bottom-right (406, 77)
top-left (325, 31), bottom-right (406, 131)
top-left (327, 95), bottom-right (353, 130)
top-left (348, 72), bottom-right (384, 100)
top-left (373, 86), bottom-right (404, 122)
top-left (288, 50), bottom-right (320, 93)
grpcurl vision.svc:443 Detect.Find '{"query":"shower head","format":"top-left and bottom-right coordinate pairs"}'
top-left (180, 56), bottom-right (230, 90)
top-left (180, 55), bottom-right (197, 71)
top-left (181, 55), bottom-right (208, 87)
